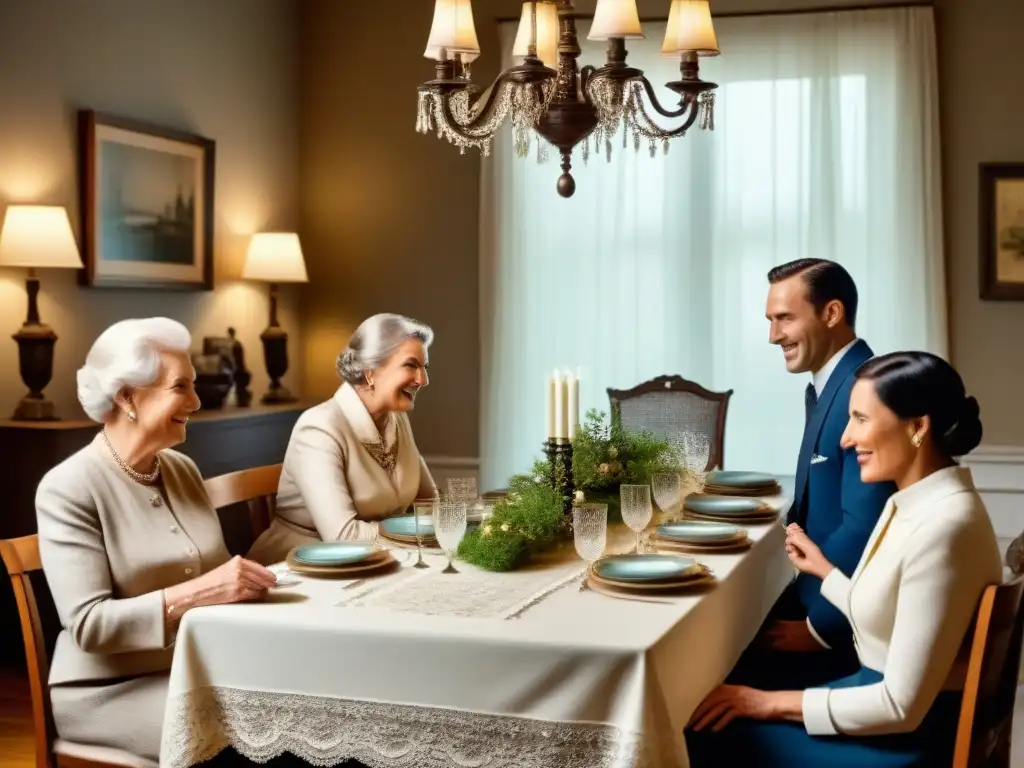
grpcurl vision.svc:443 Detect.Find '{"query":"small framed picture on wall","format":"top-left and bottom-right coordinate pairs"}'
top-left (78, 110), bottom-right (215, 290)
top-left (979, 162), bottom-right (1024, 301)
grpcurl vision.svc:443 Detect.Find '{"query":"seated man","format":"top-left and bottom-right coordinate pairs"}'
top-left (734, 258), bottom-right (895, 689)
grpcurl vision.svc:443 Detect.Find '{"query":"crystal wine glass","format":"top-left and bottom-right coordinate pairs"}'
top-left (573, 503), bottom-right (608, 591)
top-left (433, 501), bottom-right (468, 574)
top-left (652, 472), bottom-right (683, 524)
top-left (620, 484), bottom-right (653, 554)
top-left (446, 477), bottom-right (477, 504)
top-left (411, 497), bottom-right (437, 569)
top-left (682, 432), bottom-right (711, 474)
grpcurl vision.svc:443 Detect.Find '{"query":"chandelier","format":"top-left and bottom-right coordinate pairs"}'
top-left (416, 0), bottom-right (720, 197)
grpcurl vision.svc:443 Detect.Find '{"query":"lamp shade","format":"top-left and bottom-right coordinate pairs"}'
top-left (512, 1), bottom-right (561, 67)
top-left (588, 0), bottom-right (644, 41)
top-left (242, 232), bottom-right (309, 284)
top-left (662, 0), bottom-right (720, 57)
top-left (0, 205), bottom-right (83, 270)
top-left (423, 0), bottom-right (480, 59)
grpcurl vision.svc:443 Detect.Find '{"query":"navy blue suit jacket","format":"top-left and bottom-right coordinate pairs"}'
top-left (788, 339), bottom-right (895, 650)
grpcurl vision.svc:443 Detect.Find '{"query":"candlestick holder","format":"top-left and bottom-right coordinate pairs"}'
top-left (555, 440), bottom-right (575, 517)
top-left (543, 438), bottom-right (558, 487)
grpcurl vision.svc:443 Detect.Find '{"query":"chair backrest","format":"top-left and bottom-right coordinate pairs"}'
top-left (203, 464), bottom-right (282, 545)
top-left (0, 534), bottom-right (55, 768)
top-left (953, 575), bottom-right (1024, 768)
top-left (607, 375), bottom-right (733, 471)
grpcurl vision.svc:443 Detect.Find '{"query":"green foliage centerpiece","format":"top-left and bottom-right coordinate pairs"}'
top-left (458, 409), bottom-right (679, 571)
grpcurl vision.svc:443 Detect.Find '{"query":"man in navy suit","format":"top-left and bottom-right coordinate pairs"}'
top-left (731, 258), bottom-right (895, 687)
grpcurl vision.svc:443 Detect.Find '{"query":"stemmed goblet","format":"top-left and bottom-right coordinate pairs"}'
top-left (411, 497), bottom-right (437, 569)
top-left (620, 484), bottom-right (653, 554)
top-left (573, 503), bottom-right (608, 591)
top-left (652, 472), bottom-right (683, 521)
top-left (433, 500), bottom-right (468, 574)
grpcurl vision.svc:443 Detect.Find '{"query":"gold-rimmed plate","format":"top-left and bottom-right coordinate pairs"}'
top-left (285, 547), bottom-right (398, 578)
top-left (587, 565), bottom-right (716, 592)
top-left (653, 536), bottom-right (752, 554)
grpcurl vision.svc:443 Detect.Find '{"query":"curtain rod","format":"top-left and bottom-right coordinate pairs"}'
top-left (495, 1), bottom-right (932, 24)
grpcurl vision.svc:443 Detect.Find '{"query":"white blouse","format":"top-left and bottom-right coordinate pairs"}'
top-left (802, 465), bottom-right (1002, 736)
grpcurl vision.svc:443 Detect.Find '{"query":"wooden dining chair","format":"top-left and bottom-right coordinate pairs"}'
top-left (203, 463), bottom-right (282, 552)
top-left (0, 535), bottom-right (158, 768)
top-left (607, 374), bottom-right (733, 471)
top-left (952, 574), bottom-right (1024, 767)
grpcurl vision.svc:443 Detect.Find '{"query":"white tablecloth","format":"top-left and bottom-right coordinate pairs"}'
top-left (160, 511), bottom-right (794, 768)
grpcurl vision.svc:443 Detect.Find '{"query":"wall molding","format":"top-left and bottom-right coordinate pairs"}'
top-left (959, 444), bottom-right (1024, 548)
top-left (423, 455), bottom-right (481, 490)
top-left (422, 455), bottom-right (480, 470)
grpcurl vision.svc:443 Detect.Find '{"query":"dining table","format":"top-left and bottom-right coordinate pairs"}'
top-left (159, 494), bottom-right (795, 768)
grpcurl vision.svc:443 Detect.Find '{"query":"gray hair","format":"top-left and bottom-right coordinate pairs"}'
top-left (77, 317), bottom-right (192, 422)
top-left (336, 313), bottom-right (434, 386)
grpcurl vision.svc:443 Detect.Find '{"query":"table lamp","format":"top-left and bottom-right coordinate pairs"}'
top-left (0, 205), bottom-right (84, 420)
top-left (242, 232), bottom-right (308, 404)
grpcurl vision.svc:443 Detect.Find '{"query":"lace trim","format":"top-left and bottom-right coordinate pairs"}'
top-left (161, 686), bottom-right (656, 768)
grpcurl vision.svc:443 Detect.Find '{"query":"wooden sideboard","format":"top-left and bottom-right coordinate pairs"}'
top-left (0, 401), bottom-right (311, 668)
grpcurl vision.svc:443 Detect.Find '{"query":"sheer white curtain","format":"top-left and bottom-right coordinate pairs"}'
top-left (479, 7), bottom-right (945, 491)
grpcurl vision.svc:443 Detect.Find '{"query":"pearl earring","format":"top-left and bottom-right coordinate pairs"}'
top-left (127, 410), bottom-right (137, 422)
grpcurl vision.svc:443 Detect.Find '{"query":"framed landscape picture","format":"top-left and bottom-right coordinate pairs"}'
top-left (979, 162), bottom-right (1024, 301)
top-left (79, 110), bottom-right (215, 290)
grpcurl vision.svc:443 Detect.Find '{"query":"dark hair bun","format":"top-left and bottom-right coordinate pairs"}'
top-left (938, 395), bottom-right (982, 457)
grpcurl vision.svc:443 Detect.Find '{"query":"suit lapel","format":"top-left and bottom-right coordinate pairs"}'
top-left (790, 339), bottom-right (873, 521)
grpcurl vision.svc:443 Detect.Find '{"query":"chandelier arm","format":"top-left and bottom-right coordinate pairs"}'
top-left (637, 76), bottom-right (690, 119)
top-left (629, 86), bottom-right (703, 139)
top-left (436, 75), bottom-right (519, 134)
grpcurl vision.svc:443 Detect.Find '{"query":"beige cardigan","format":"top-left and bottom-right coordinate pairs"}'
top-left (802, 465), bottom-right (1002, 736)
top-left (247, 383), bottom-right (436, 564)
top-left (36, 435), bottom-right (231, 686)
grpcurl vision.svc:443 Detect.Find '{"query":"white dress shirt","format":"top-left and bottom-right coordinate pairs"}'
top-left (801, 466), bottom-right (1002, 736)
top-left (812, 337), bottom-right (859, 396)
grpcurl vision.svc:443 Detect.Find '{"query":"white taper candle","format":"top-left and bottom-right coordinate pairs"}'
top-left (553, 369), bottom-right (565, 439)
top-left (568, 368), bottom-right (580, 439)
top-left (546, 373), bottom-right (556, 439)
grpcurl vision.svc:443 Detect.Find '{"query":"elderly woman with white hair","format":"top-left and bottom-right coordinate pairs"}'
top-left (35, 317), bottom-right (277, 762)
top-left (248, 312), bottom-right (438, 565)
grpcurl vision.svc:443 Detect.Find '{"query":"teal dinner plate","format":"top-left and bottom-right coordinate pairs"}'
top-left (657, 521), bottom-right (740, 543)
top-left (705, 470), bottom-right (777, 488)
top-left (684, 495), bottom-right (766, 516)
top-left (594, 554), bottom-right (696, 583)
top-left (380, 516), bottom-right (435, 537)
top-left (292, 542), bottom-right (375, 566)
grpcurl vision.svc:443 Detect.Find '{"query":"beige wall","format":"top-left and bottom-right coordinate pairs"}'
top-left (298, 0), bottom-right (484, 458)
top-left (937, 0), bottom-right (1024, 446)
top-left (0, 0), bottom-right (301, 421)
top-left (299, 0), bottom-right (1024, 459)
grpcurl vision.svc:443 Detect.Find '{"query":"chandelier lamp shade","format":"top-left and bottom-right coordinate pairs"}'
top-left (416, 0), bottom-right (720, 197)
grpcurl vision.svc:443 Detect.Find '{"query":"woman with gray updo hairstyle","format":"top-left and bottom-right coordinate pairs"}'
top-left (35, 318), bottom-right (276, 762)
top-left (248, 313), bottom-right (439, 564)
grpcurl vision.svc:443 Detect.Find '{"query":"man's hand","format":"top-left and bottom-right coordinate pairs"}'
top-left (756, 619), bottom-right (825, 653)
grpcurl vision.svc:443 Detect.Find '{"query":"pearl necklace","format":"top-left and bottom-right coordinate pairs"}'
top-left (102, 429), bottom-right (161, 485)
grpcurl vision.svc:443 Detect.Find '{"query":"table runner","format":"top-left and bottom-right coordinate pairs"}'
top-left (161, 510), bottom-right (794, 768)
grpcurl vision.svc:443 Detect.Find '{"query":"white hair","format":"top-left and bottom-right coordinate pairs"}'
top-left (77, 317), bottom-right (192, 422)
top-left (336, 313), bottom-right (434, 386)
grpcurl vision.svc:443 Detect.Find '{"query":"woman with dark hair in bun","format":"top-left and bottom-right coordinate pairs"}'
top-left (686, 351), bottom-right (1002, 767)
top-left (248, 313), bottom-right (437, 565)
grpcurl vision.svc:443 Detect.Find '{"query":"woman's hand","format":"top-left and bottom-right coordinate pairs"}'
top-left (785, 523), bottom-right (834, 580)
top-left (688, 685), bottom-right (777, 732)
top-left (164, 555), bottom-right (277, 620)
